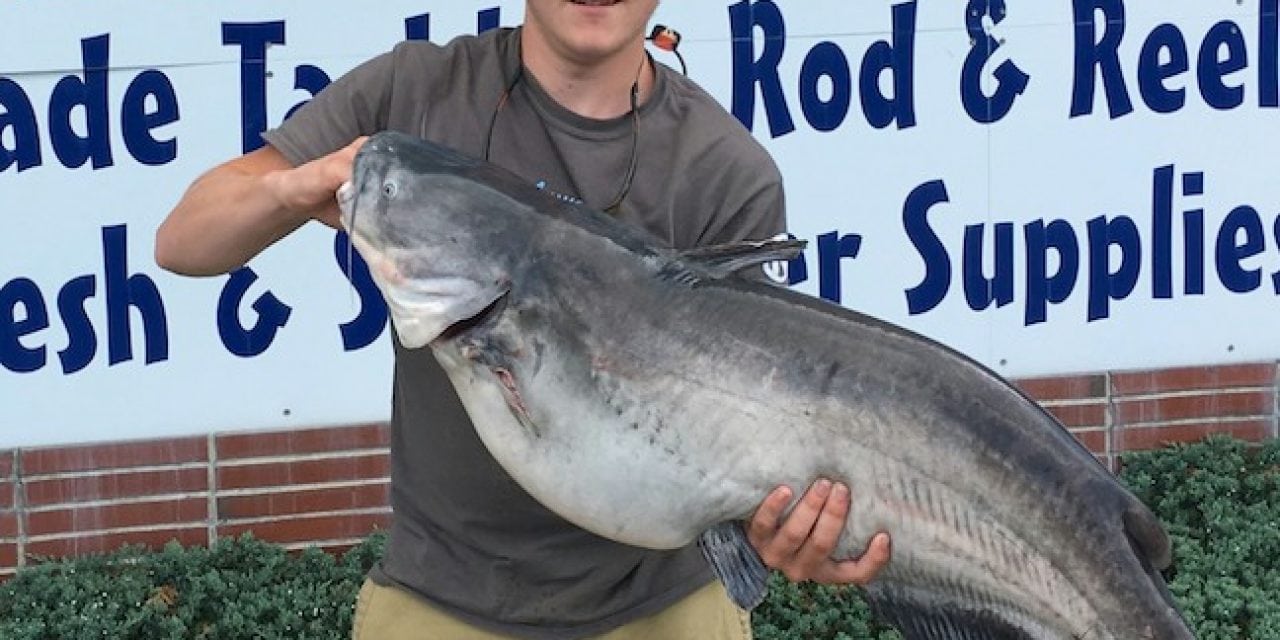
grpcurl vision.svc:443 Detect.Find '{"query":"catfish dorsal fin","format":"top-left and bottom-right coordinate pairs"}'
top-left (678, 239), bottom-right (805, 279)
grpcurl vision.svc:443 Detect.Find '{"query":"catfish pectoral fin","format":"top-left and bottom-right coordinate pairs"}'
top-left (698, 521), bottom-right (769, 610)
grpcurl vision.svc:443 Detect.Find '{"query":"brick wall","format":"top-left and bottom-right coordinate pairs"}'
top-left (0, 424), bottom-right (391, 579)
top-left (2, 361), bottom-right (1276, 578)
top-left (1016, 361), bottom-right (1277, 467)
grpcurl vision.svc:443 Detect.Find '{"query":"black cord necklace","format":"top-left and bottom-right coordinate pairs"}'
top-left (483, 55), bottom-right (644, 215)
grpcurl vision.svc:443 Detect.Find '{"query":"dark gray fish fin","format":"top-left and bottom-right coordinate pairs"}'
top-left (865, 586), bottom-right (1035, 640)
top-left (1122, 510), bottom-right (1181, 614)
top-left (1122, 504), bottom-right (1172, 570)
top-left (698, 521), bottom-right (769, 610)
top-left (678, 239), bottom-right (806, 279)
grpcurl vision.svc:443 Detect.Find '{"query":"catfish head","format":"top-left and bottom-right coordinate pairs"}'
top-left (338, 131), bottom-right (533, 349)
top-left (338, 132), bottom-right (564, 451)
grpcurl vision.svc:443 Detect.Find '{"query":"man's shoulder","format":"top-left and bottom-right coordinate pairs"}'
top-left (384, 27), bottom-right (514, 85)
top-left (655, 66), bottom-right (778, 173)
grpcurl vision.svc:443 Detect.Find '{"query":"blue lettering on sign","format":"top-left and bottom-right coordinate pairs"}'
top-left (406, 7), bottom-right (500, 40)
top-left (898, 168), bottom-right (1280, 325)
top-left (770, 231), bottom-right (860, 303)
top-left (961, 0), bottom-right (1029, 124)
top-left (800, 42), bottom-right (852, 132)
top-left (121, 70), bottom-right (180, 165)
top-left (1273, 216), bottom-right (1280, 294)
top-left (963, 222), bottom-right (1015, 310)
top-left (405, 13), bottom-right (431, 41)
top-left (478, 7), bottom-right (501, 33)
top-left (222, 21), bottom-right (286, 153)
top-left (334, 231), bottom-right (387, 350)
top-left (728, 1), bottom-right (918, 137)
top-left (0, 279), bottom-right (49, 373)
top-left (1217, 205), bottom-right (1267, 293)
top-left (1265, 0), bottom-right (1279, 107)
top-left (49, 35), bottom-right (114, 169)
top-left (102, 225), bottom-right (168, 365)
top-left (216, 268), bottom-right (292, 357)
top-left (1151, 165), bottom-right (1176, 298)
top-left (0, 33), bottom-right (180, 173)
top-left (1198, 20), bottom-right (1249, 110)
top-left (0, 78), bottom-right (41, 172)
top-left (722, 0), bottom-right (1277, 129)
top-left (903, 180), bottom-right (953, 315)
top-left (816, 231), bottom-right (863, 303)
top-left (1071, 0), bottom-right (1133, 118)
top-left (1084, 214), bottom-right (1141, 321)
top-left (728, 0), bottom-right (794, 137)
top-left (57, 275), bottom-right (97, 374)
top-left (1072, 0), bottom-right (1280, 118)
top-left (1181, 171), bottom-right (1207, 296)
top-left (1138, 25), bottom-right (1190, 114)
top-left (1, 225), bottom-right (168, 374)
top-left (859, 2), bottom-right (917, 130)
top-left (1024, 219), bottom-right (1080, 325)
top-left (226, 8), bottom-right (503, 145)
top-left (284, 65), bottom-right (332, 121)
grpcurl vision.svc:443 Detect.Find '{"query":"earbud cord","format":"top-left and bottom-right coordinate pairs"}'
top-left (484, 51), bottom-right (644, 215)
top-left (602, 52), bottom-right (647, 214)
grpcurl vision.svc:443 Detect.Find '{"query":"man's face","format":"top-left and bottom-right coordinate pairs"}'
top-left (524, 0), bottom-right (660, 65)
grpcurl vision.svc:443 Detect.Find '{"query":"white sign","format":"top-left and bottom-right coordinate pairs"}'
top-left (2, 1), bottom-right (1278, 446)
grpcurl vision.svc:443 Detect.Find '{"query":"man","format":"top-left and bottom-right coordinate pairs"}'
top-left (156, 1), bottom-right (891, 638)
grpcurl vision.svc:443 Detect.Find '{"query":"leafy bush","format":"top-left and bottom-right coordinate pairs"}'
top-left (1, 436), bottom-right (1276, 639)
top-left (1122, 436), bottom-right (1280, 640)
top-left (752, 571), bottom-right (900, 640)
top-left (0, 533), bottom-right (385, 640)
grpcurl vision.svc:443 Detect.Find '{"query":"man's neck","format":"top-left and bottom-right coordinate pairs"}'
top-left (519, 30), bottom-right (654, 120)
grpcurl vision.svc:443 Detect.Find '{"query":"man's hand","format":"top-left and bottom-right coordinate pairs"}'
top-left (746, 479), bottom-right (891, 585)
top-left (266, 136), bottom-right (366, 229)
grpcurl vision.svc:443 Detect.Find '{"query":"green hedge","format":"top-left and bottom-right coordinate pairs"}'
top-left (2, 435), bottom-right (1277, 639)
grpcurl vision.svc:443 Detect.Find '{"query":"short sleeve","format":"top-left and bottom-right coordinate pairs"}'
top-left (260, 47), bottom-right (399, 166)
top-left (700, 164), bottom-right (786, 247)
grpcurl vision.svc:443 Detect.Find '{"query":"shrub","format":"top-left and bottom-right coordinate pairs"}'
top-left (0, 436), bottom-right (1276, 638)
top-left (1122, 436), bottom-right (1280, 640)
top-left (0, 533), bottom-right (385, 640)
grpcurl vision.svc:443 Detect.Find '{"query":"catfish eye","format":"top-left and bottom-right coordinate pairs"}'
top-left (381, 181), bottom-right (399, 198)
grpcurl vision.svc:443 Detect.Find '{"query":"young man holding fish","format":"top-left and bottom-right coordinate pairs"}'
top-left (157, 1), bottom-right (890, 637)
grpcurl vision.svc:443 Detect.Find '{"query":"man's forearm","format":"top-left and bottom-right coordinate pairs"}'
top-left (155, 141), bottom-right (357, 276)
top-left (156, 164), bottom-right (305, 276)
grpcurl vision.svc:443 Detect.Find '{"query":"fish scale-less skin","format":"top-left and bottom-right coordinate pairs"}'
top-left (343, 131), bottom-right (1193, 640)
top-left (442, 245), bottom-right (1131, 638)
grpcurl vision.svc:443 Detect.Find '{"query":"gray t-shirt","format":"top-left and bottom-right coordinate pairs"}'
top-left (263, 27), bottom-right (785, 640)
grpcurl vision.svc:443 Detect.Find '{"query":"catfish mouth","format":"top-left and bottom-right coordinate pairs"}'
top-left (435, 289), bottom-right (511, 344)
top-left (336, 181), bottom-right (357, 223)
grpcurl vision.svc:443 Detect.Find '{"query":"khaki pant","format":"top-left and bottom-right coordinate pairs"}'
top-left (351, 578), bottom-right (753, 640)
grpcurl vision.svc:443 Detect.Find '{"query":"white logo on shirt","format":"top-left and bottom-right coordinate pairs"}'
top-left (535, 180), bottom-right (583, 205)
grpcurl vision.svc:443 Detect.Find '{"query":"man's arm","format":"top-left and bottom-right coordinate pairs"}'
top-left (156, 42), bottom-right (401, 277)
top-left (154, 139), bottom-right (362, 277)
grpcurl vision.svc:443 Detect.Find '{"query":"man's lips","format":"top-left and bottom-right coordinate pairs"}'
top-left (569, 0), bottom-right (622, 6)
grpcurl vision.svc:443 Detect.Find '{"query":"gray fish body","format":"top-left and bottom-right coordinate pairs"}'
top-left (340, 132), bottom-right (1193, 640)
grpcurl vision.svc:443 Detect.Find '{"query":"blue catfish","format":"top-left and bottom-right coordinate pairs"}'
top-left (338, 131), bottom-right (1193, 640)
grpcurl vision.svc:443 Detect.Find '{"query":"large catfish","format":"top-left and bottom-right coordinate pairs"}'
top-left (338, 131), bottom-right (1193, 639)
